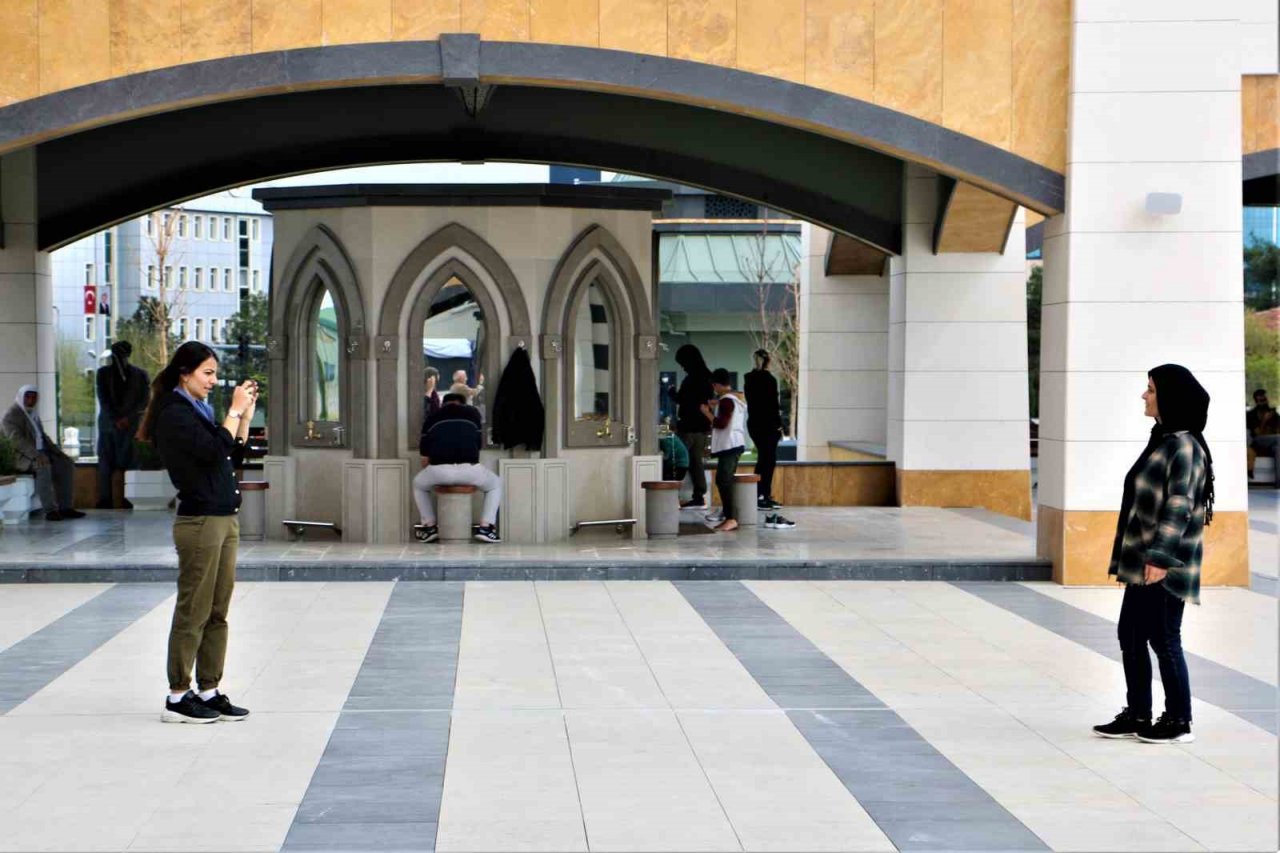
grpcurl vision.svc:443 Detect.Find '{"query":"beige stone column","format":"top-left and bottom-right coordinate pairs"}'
top-left (1037, 5), bottom-right (1250, 585)
top-left (0, 149), bottom-right (55, 429)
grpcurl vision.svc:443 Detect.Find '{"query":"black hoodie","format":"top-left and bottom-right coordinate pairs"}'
top-left (673, 344), bottom-right (714, 434)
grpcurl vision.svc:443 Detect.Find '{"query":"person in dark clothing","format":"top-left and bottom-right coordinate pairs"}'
top-left (1093, 364), bottom-right (1214, 746)
top-left (423, 367), bottom-right (442, 419)
top-left (138, 341), bottom-right (256, 724)
top-left (672, 344), bottom-right (715, 509)
top-left (744, 349), bottom-right (784, 511)
top-left (413, 393), bottom-right (502, 543)
top-left (96, 340), bottom-right (151, 509)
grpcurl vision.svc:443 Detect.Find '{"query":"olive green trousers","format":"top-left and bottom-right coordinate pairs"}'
top-left (166, 515), bottom-right (239, 691)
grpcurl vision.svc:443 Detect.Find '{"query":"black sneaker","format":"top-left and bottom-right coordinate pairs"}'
top-left (95, 499), bottom-right (113, 510)
top-left (44, 511), bottom-right (65, 522)
top-left (120, 499), bottom-right (134, 510)
top-left (1136, 713), bottom-right (1194, 744)
top-left (1092, 707), bottom-right (1151, 739)
top-left (764, 514), bottom-right (796, 529)
top-left (414, 524), bottom-right (439, 543)
top-left (161, 691), bottom-right (220, 724)
top-left (62, 509), bottom-right (86, 519)
top-left (195, 691), bottom-right (250, 722)
top-left (757, 498), bottom-right (782, 510)
top-left (474, 525), bottom-right (501, 543)
top-left (680, 498), bottom-right (708, 510)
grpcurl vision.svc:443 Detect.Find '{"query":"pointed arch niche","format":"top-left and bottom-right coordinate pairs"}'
top-left (542, 225), bottom-right (658, 457)
top-left (268, 224), bottom-right (369, 456)
top-left (375, 223), bottom-right (532, 459)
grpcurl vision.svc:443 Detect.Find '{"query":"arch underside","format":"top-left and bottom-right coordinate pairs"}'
top-left (11, 41), bottom-right (1068, 253)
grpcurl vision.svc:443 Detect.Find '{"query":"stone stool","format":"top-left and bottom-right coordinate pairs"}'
top-left (641, 481), bottom-right (681, 539)
top-left (733, 473), bottom-right (761, 527)
top-left (238, 480), bottom-right (269, 541)
top-left (435, 485), bottom-right (477, 542)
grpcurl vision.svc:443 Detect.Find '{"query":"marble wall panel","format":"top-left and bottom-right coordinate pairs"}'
top-left (182, 0), bottom-right (251, 63)
top-left (108, 0), bottom-right (181, 76)
top-left (531, 0), bottom-right (599, 47)
top-left (251, 0), bottom-right (323, 52)
top-left (668, 0), bottom-right (736, 66)
top-left (599, 0), bottom-right (665, 55)
top-left (40, 5), bottom-right (110, 97)
top-left (393, 0), bottom-right (462, 39)
top-left (1255, 75), bottom-right (1280, 151)
top-left (1242, 75), bottom-right (1260, 152)
top-left (898, 469), bottom-right (1031, 520)
top-left (737, 0), bottom-right (804, 84)
top-left (874, 0), bottom-right (943, 124)
top-left (1012, 0), bottom-right (1069, 171)
top-left (942, 0), bottom-right (1011, 148)
top-left (0, 0), bottom-right (38, 107)
top-left (323, 0), bottom-right (393, 44)
top-left (804, 0), bottom-right (874, 101)
top-left (460, 0), bottom-right (530, 41)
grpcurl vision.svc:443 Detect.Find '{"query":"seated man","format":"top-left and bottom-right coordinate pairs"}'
top-left (1247, 387), bottom-right (1279, 486)
top-left (412, 392), bottom-right (502, 543)
top-left (1, 385), bottom-right (85, 521)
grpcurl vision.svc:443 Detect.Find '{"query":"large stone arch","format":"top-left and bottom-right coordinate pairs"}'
top-left (541, 224), bottom-right (658, 457)
top-left (6, 39), bottom-right (1067, 251)
top-left (375, 222), bottom-right (532, 458)
top-left (268, 223), bottom-right (369, 457)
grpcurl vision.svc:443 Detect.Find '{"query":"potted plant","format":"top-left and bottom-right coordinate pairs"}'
top-left (124, 439), bottom-right (177, 511)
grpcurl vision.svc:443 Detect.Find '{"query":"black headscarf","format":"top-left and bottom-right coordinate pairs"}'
top-left (674, 344), bottom-right (710, 377)
top-left (1148, 363), bottom-right (1214, 524)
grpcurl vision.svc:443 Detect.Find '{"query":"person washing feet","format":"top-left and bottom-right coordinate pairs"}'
top-left (707, 369), bottom-right (747, 533)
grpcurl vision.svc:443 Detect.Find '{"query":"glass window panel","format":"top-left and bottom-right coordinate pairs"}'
top-left (311, 288), bottom-right (341, 422)
top-left (572, 281), bottom-right (612, 421)
top-left (422, 276), bottom-right (486, 423)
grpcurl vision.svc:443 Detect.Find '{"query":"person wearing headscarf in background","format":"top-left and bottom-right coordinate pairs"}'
top-left (96, 340), bottom-right (150, 509)
top-left (1093, 364), bottom-right (1214, 746)
top-left (1, 385), bottom-right (83, 521)
top-left (744, 349), bottom-right (784, 511)
top-left (423, 367), bottom-right (442, 419)
top-left (671, 344), bottom-right (715, 509)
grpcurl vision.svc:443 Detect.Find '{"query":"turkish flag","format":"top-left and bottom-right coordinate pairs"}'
top-left (83, 284), bottom-right (97, 315)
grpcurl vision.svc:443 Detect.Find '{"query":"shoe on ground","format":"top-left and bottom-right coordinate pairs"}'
top-left (757, 498), bottom-right (783, 510)
top-left (680, 499), bottom-right (708, 510)
top-left (44, 510), bottom-right (65, 522)
top-left (764, 513), bottom-right (796, 529)
top-left (195, 691), bottom-right (250, 721)
top-left (120, 498), bottom-right (134, 510)
top-left (1092, 707), bottom-right (1151, 739)
top-left (161, 691), bottom-right (220, 724)
top-left (704, 510), bottom-right (724, 524)
top-left (1135, 713), bottom-right (1194, 744)
top-left (474, 525), bottom-right (501, 543)
top-left (414, 524), bottom-right (439, 543)
top-left (95, 499), bottom-right (113, 510)
top-left (61, 509), bottom-right (86, 519)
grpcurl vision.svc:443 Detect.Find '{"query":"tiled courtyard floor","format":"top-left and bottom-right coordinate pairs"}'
top-left (0, 492), bottom-right (1274, 851)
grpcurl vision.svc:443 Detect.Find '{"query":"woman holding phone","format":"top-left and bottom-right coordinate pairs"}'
top-left (138, 341), bottom-right (259, 724)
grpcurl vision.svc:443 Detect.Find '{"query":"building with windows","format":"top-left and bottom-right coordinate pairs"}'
top-left (51, 192), bottom-right (272, 374)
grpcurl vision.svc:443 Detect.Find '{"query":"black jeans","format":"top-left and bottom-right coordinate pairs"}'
top-left (1117, 582), bottom-right (1192, 721)
top-left (713, 449), bottom-right (743, 521)
top-left (678, 430), bottom-right (709, 502)
top-left (749, 426), bottom-right (780, 500)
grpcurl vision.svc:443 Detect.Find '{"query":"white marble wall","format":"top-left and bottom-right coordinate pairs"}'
top-left (796, 226), bottom-right (889, 461)
top-left (1039, 8), bottom-right (1248, 513)
top-left (1240, 0), bottom-right (1279, 74)
top-left (886, 168), bottom-right (1030, 472)
top-left (0, 150), bottom-right (55, 428)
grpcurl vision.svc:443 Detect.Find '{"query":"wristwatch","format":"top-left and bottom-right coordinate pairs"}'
top-left (228, 410), bottom-right (244, 420)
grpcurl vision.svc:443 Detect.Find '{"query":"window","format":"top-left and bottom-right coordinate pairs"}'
top-left (177, 214), bottom-right (187, 238)
top-left (252, 270), bottom-right (260, 292)
top-left (103, 232), bottom-right (112, 283)
top-left (562, 274), bottom-right (631, 448)
top-left (178, 267), bottom-right (188, 290)
top-left (162, 212), bottom-right (171, 233)
top-left (147, 265), bottom-right (156, 289)
top-left (705, 195), bottom-right (758, 219)
top-left (178, 317), bottom-right (188, 339)
top-left (193, 215), bottom-right (203, 239)
top-left (194, 267), bottom-right (204, 291)
top-left (239, 269), bottom-right (248, 291)
top-left (164, 266), bottom-right (173, 289)
top-left (238, 220), bottom-right (250, 268)
top-left (195, 318), bottom-right (205, 341)
top-left (251, 218), bottom-right (260, 241)
top-left (310, 288), bottom-right (341, 422)
top-left (83, 317), bottom-right (94, 341)
top-left (104, 317), bottom-right (111, 338)
top-left (144, 215), bottom-right (154, 236)
top-left (224, 268), bottom-right (233, 291)
top-left (84, 263), bottom-right (94, 285)
top-left (222, 217), bottom-right (231, 240)
top-left (572, 281), bottom-right (614, 423)
top-left (210, 318), bottom-right (221, 342)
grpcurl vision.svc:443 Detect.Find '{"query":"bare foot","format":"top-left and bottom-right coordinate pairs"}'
top-left (715, 519), bottom-right (739, 533)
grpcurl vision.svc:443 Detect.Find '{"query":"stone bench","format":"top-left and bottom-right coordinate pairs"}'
top-left (641, 481), bottom-right (681, 539)
top-left (733, 473), bottom-right (761, 527)
top-left (0, 474), bottom-right (38, 524)
top-left (435, 484), bottom-right (477, 542)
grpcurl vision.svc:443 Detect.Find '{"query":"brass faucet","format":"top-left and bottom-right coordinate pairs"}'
top-left (596, 419), bottom-right (612, 439)
top-left (305, 420), bottom-right (320, 441)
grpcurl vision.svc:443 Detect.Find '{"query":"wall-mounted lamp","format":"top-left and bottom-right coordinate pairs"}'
top-left (1145, 192), bottom-right (1183, 215)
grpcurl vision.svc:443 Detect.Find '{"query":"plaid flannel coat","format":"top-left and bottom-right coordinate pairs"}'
top-left (1108, 431), bottom-right (1208, 604)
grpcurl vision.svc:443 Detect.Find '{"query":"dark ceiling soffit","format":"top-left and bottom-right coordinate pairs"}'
top-left (824, 232), bottom-right (890, 277)
top-left (931, 176), bottom-right (959, 256)
top-left (1243, 149), bottom-right (1280, 182)
top-left (1243, 150), bottom-right (1279, 207)
top-left (252, 183), bottom-right (671, 211)
top-left (35, 85), bottom-right (904, 251)
top-left (1025, 220), bottom-right (1045, 257)
top-left (654, 221), bottom-right (802, 234)
top-left (0, 37), bottom-right (1065, 213)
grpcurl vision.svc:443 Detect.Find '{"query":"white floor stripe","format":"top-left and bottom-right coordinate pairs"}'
top-left (452, 582), bottom-right (560, 710)
top-left (0, 584), bottom-right (112, 653)
top-left (1020, 582), bottom-right (1279, 687)
top-left (748, 581), bottom-right (1214, 853)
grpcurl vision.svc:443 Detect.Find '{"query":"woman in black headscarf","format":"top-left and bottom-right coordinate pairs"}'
top-left (671, 344), bottom-right (715, 509)
top-left (1093, 364), bottom-right (1214, 745)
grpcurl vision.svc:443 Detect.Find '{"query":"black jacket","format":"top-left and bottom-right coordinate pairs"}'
top-left (420, 403), bottom-right (483, 465)
top-left (673, 344), bottom-right (714, 434)
top-left (744, 369), bottom-right (782, 432)
top-left (490, 347), bottom-right (544, 451)
top-left (97, 362), bottom-right (150, 421)
top-left (154, 391), bottom-right (244, 517)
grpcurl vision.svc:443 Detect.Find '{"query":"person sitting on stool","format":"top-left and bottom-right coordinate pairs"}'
top-left (412, 392), bottom-right (502, 543)
top-left (1, 385), bottom-right (84, 521)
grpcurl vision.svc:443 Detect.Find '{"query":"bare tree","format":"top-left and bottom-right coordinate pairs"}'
top-left (742, 218), bottom-right (801, 435)
top-left (141, 208), bottom-right (186, 366)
